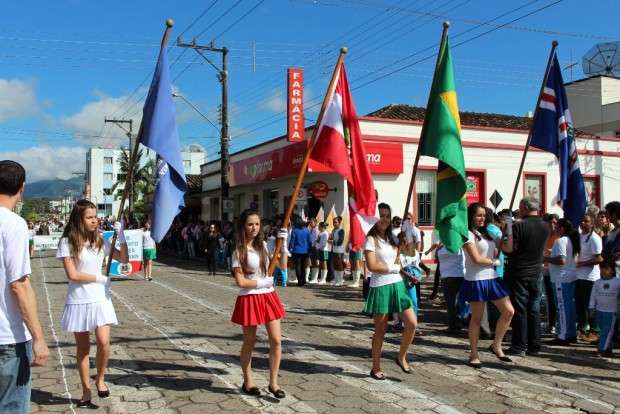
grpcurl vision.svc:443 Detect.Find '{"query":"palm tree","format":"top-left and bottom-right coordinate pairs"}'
top-left (111, 148), bottom-right (156, 212)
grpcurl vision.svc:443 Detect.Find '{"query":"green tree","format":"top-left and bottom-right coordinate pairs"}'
top-left (111, 148), bottom-right (156, 214)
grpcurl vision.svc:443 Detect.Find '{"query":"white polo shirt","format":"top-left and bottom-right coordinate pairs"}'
top-left (577, 231), bottom-right (602, 282)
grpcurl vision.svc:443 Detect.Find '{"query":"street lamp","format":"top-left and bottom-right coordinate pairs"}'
top-left (171, 93), bottom-right (220, 132)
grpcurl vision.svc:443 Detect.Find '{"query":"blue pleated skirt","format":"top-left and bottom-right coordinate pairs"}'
top-left (460, 278), bottom-right (509, 302)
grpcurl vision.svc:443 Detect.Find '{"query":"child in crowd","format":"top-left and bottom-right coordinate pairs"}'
top-left (142, 220), bottom-right (156, 281)
top-left (589, 261), bottom-right (620, 356)
top-left (398, 233), bottom-right (424, 315)
top-left (28, 222), bottom-right (35, 257)
top-left (330, 216), bottom-right (346, 286)
top-left (316, 222), bottom-right (330, 285)
top-left (268, 227), bottom-right (288, 287)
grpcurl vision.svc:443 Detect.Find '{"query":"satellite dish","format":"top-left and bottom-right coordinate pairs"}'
top-left (582, 41), bottom-right (620, 77)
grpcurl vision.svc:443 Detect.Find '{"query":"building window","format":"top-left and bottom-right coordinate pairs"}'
top-left (615, 131), bottom-right (620, 138)
top-left (103, 173), bottom-right (113, 181)
top-left (583, 176), bottom-right (600, 207)
top-left (416, 170), bottom-right (436, 226)
top-left (183, 160), bottom-right (191, 171)
top-left (104, 157), bottom-right (113, 165)
top-left (524, 173), bottom-right (546, 212)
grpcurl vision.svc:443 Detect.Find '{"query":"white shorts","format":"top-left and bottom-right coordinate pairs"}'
top-left (61, 298), bottom-right (118, 332)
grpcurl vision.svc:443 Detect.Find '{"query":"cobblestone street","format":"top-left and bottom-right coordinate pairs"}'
top-left (30, 253), bottom-right (620, 414)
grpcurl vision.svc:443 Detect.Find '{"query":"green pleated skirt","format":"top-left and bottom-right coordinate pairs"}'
top-left (363, 280), bottom-right (413, 315)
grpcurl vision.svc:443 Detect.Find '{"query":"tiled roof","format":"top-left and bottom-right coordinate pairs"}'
top-left (186, 174), bottom-right (202, 193)
top-left (365, 104), bottom-right (532, 130)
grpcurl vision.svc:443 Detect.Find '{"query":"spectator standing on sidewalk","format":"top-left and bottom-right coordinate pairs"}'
top-left (601, 202), bottom-right (620, 274)
top-left (575, 213), bottom-right (603, 342)
top-left (288, 215), bottom-right (312, 286)
top-left (203, 224), bottom-right (220, 275)
top-left (0, 160), bottom-right (49, 413)
top-left (542, 213), bottom-right (559, 334)
top-left (545, 218), bottom-right (580, 345)
top-left (503, 197), bottom-right (550, 356)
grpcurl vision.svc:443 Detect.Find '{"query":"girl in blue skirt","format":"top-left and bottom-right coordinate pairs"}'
top-left (363, 203), bottom-right (417, 380)
top-left (461, 203), bottom-right (514, 368)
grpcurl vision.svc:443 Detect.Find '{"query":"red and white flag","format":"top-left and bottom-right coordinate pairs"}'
top-left (311, 64), bottom-right (377, 251)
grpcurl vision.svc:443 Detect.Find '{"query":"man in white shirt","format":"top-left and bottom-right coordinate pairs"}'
top-left (0, 160), bottom-right (49, 412)
top-left (576, 213), bottom-right (604, 342)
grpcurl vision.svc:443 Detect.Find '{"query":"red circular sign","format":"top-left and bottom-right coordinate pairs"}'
top-left (310, 181), bottom-right (329, 200)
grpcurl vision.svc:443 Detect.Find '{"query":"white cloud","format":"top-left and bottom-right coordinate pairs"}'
top-left (0, 146), bottom-right (86, 182)
top-left (60, 91), bottom-right (144, 147)
top-left (60, 88), bottom-right (201, 146)
top-left (260, 88), bottom-right (286, 113)
top-left (0, 78), bottom-right (41, 122)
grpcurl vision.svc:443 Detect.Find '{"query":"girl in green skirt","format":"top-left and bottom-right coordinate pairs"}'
top-left (363, 203), bottom-right (417, 380)
top-left (142, 221), bottom-right (157, 281)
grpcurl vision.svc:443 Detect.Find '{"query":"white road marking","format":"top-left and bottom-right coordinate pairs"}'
top-left (111, 288), bottom-right (316, 413)
top-left (37, 252), bottom-right (76, 414)
top-left (147, 277), bottom-right (465, 413)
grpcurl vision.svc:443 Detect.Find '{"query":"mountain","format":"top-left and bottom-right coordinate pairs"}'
top-left (24, 176), bottom-right (84, 199)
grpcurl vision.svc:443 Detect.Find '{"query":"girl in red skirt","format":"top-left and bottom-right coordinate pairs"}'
top-left (231, 209), bottom-right (287, 399)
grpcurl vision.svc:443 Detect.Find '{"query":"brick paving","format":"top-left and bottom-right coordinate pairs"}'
top-left (30, 252), bottom-right (620, 413)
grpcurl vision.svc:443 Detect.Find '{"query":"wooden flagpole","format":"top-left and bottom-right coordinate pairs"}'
top-left (508, 40), bottom-right (558, 211)
top-left (402, 22), bottom-right (450, 221)
top-left (267, 47), bottom-right (347, 276)
top-left (105, 19), bottom-right (175, 276)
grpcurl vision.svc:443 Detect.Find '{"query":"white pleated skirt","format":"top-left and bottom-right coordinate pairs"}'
top-left (61, 298), bottom-right (118, 332)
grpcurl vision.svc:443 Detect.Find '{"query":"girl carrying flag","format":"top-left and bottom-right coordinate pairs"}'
top-left (57, 200), bottom-right (129, 408)
top-left (231, 209), bottom-right (287, 399)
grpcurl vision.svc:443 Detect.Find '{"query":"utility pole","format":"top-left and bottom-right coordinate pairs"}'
top-left (177, 38), bottom-right (230, 221)
top-left (104, 118), bottom-right (135, 211)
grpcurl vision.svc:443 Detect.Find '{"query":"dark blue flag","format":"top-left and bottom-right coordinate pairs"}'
top-left (139, 46), bottom-right (187, 242)
top-left (530, 54), bottom-right (587, 226)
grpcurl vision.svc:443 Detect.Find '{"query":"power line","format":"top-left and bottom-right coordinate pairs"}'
top-left (212, 0), bottom-right (266, 41)
top-left (230, 0), bottom-right (565, 146)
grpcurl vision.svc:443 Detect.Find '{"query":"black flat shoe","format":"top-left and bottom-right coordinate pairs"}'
top-left (96, 385), bottom-right (110, 399)
top-left (241, 384), bottom-right (261, 396)
top-left (268, 386), bottom-right (286, 399)
top-left (76, 400), bottom-right (99, 409)
top-left (394, 357), bottom-right (413, 374)
top-left (370, 370), bottom-right (386, 380)
top-left (488, 345), bottom-right (512, 363)
top-left (468, 360), bottom-right (482, 369)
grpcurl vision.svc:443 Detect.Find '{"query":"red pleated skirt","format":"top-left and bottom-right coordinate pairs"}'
top-left (231, 291), bottom-right (286, 326)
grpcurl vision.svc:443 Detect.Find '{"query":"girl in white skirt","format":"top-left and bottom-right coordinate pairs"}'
top-left (56, 200), bottom-right (128, 408)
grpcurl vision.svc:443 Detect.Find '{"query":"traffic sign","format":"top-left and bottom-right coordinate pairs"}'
top-left (223, 198), bottom-right (234, 212)
top-left (489, 190), bottom-right (503, 209)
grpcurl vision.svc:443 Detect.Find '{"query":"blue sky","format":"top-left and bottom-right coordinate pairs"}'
top-left (0, 0), bottom-right (617, 181)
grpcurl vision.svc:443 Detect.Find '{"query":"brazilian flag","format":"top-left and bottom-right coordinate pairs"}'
top-left (420, 36), bottom-right (468, 253)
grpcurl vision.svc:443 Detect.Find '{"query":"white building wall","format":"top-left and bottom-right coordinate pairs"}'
top-left (87, 146), bottom-right (204, 218)
top-left (566, 76), bottom-right (620, 136)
